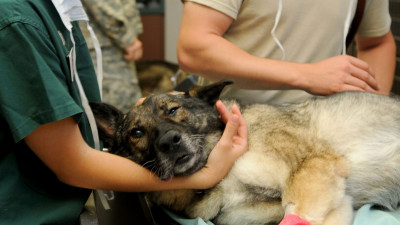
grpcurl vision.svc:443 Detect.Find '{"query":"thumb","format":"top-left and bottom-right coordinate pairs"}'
top-left (220, 114), bottom-right (239, 142)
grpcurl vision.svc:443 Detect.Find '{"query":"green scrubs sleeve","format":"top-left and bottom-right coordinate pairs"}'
top-left (0, 21), bottom-right (82, 142)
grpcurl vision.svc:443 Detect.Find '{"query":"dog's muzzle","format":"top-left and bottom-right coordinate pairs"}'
top-left (158, 130), bottom-right (182, 153)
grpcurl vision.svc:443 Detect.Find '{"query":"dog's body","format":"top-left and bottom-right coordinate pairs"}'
top-left (91, 81), bottom-right (400, 225)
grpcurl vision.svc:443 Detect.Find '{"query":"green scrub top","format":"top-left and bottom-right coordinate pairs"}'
top-left (0, 0), bottom-right (101, 224)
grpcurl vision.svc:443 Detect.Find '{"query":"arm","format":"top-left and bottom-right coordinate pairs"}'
top-left (81, 0), bottom-right (143, 50)
top-left (177, 2), bottom-right (379, 95)
top-left (24, 102), bottom-right (247, 192)
top-left (355, 31), bottom-right (396, 95)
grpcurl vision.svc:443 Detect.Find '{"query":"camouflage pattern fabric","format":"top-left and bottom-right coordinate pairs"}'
top-left (81, 0), bottom-right (143, 50)
top-left (94, 47), bottom-right (142, 113)
top-left (80, 0), bottom-right (143, 113)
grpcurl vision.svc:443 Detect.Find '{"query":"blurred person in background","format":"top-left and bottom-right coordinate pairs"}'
top-left (81, 0), bottom-right (144, 113)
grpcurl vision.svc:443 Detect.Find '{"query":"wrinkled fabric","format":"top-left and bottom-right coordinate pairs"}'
top-left (80, 0), bottom-right (143, 112)
top-left (0, 0), bottom-right (100, 224)
top-left (81, 0), bottom-right (142, 50)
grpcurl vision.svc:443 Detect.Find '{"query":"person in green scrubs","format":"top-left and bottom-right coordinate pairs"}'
top-left (0, 1), bottom-right (248, 224)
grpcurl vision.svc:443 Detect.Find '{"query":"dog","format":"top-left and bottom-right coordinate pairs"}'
top-left (90, 80), bottom-right (400, 225)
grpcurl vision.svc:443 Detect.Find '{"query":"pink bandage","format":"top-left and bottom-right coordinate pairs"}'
top-left (279, 214), bottom-right (311, 225)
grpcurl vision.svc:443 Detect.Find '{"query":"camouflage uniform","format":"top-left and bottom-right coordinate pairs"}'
top-left (80, 0), bottom-right (143, 113)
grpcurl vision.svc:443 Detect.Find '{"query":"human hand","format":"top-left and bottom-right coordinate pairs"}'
top-left (135, 97), bottom-right (146, 106)
top-left (301, 55), bottom-right (379, 95)
top-left (124, 38), bottom-right (143, 61)
top-left (187, 100), bottom-right (248, 189)
top-left (135, 92), bottom-right (183, 106)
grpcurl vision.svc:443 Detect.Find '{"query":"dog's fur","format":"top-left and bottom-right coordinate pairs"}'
top-left (91, 80), bottom-right (400, 225)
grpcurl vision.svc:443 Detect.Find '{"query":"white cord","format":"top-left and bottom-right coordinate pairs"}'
top-left (69, 31), bottom-right (101, 152)
top-left (86, 22), bottom-right (103, 99)
top-left (271, 0), bottom-right (286, 60)
top-left (343, 0), bottom-right (356, 54)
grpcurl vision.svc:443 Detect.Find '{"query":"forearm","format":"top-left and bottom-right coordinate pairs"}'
top-left (178, 32), bottom-right (303, 90)
top-left (177, 2), bottom-right (304, 90)
top-left (356, 32), bottom-right (396, 95)
top-left (25, 106), bottom-right (247, 192)
top-left (78, 151), bottom-right (231, 191)
top-left (61, 148), bottom-right (177, 192)
top-left (24, 117), bottom-right (211, 192)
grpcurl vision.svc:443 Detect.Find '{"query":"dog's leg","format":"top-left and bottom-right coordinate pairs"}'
top-left (214, 201), bottom-right (284, 225)
top-left (320, 195), bottom-right (353, 225)
top-left (185, 187), bottom-right (224, 221)
top-left (282, 154), bottom-right (352, 225)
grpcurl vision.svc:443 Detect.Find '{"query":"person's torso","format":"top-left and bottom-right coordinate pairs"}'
top-left (0, 0), bottom-right (100, 224)
top-left (191, 0), bottom-right (391, 104)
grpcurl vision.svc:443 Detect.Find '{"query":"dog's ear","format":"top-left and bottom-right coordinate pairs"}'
top-left (185, 80), bottom-right (234, 105)
top-left (89, 102), bottom-right (123, 148)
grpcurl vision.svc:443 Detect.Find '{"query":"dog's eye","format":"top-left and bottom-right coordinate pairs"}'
top-left (131, 128), bottom-right (145, 138)
top-left (166, 106), bottom-right (180, 116)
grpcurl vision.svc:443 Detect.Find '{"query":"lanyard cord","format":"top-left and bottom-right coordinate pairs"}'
top-left (271, 0), bottom-right (285, 60)
top-left (68, 31), bottom-right (101, 151)
top-left (86, 21), bottom-right (103, 98)
top-left (343, 0), bottom-right (356, 54)
top-left (52, 0), bottom-right (110, 211)
top-left (69, 29), bottom-right (112, 210)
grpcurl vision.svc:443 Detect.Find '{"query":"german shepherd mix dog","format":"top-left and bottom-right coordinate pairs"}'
top-left (91, 80), bottom-right (400, 225)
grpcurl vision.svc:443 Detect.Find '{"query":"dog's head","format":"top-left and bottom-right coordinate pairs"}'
top-left (91, 80), bottom-right (233, 180)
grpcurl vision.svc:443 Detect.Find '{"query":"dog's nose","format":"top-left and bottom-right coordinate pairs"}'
top-left (158, 130), bottom-right (181, 152)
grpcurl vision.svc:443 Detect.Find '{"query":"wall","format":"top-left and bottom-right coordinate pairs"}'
top-left (164, 1), bottom-right (183, 64)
